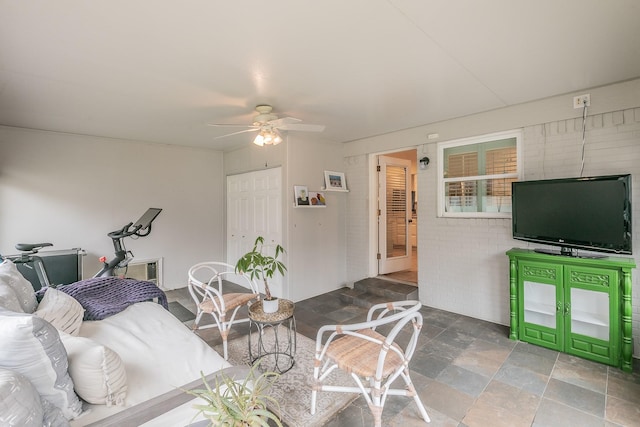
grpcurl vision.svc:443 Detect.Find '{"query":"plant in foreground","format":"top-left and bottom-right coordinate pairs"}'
top-left (185, 364), bottom-right (282, 427)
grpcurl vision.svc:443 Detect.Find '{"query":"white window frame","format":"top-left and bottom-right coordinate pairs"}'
top-left (437, 129), bottom-right (522, 218)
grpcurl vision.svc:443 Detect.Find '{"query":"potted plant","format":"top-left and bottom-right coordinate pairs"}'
top-left (235, 236), bottom-right (286, 313)
top-left (186, 365), bottom-right (282, 427)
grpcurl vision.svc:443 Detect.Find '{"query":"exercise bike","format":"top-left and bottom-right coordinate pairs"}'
top-left (94, 208), bottom-right (162, 278)
top-left (1, 208), bottom-right (162, 287)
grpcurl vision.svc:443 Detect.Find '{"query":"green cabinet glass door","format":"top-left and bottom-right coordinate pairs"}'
top-left (518, 261), bottom-right (563, 351)
top-left (564, 265), bottom-right (618, 366)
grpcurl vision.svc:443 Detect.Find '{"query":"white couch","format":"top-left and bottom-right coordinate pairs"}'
top-left (0, 259), bottom-right (230, 426)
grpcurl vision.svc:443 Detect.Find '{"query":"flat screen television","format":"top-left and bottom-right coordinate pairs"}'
top-left (511, 174), bottom-right (632, 257)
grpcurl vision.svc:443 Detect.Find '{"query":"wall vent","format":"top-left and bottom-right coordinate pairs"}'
top-left (125, 258), bottom-right (163, 288)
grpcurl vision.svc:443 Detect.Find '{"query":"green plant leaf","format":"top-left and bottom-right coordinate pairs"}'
top-left (235, 236), bottom-right (286, 302)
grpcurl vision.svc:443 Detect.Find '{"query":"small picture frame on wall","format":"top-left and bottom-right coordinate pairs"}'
top-left (310, 191), bottom-right (326, 206)
top-left (294, 185), bottom-right (310, 206)
top-left (324, 170), bottom-right (348, 191)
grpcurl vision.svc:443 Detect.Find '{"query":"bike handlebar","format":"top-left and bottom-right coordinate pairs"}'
top-left (107, 222), bottom-right (142, 239)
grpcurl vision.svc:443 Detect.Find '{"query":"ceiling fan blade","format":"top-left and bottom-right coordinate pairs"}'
top-left (207, 123), bottom-right (258, 128)
top-left (278, 123), bottom-right (326, 132)
top-left (269, 117), bottom-right (301, 127)
top-left (213, 128), bottom-right (259, 139)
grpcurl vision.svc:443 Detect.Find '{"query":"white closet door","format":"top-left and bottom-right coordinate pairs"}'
top-left (227, 167), bottom-right (283, 295)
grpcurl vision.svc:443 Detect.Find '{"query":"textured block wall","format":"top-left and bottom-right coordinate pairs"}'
top-left (416, 107), bottom-right (640, 356)
top-left (522, 108), bottom-right (640, 356)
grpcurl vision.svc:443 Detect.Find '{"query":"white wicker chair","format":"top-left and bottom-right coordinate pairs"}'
top-left (311, 300), bottom-right (430, 426)
top-left (187, 262), bottom-right (259, 360)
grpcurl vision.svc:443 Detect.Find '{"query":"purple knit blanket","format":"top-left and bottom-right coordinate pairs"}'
top-left (57, 277), bottom-right (168, 321)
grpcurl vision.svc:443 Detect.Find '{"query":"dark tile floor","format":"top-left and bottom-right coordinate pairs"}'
top-left (166, 285), bottom-right (640, 427)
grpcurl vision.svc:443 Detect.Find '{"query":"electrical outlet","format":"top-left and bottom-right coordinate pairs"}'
top-left (573, 94), bottom-right (591, 109)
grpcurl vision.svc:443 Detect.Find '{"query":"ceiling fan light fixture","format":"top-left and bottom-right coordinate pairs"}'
top-left (273, 131), bottom-right (283, 145)
top-left (253, 133), bottom-right (265, 146)
top-left (254, 127), bottom-right (283, 146)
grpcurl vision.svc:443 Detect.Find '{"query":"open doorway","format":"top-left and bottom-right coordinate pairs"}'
top-left (376, 149), bottom-right (418, 285)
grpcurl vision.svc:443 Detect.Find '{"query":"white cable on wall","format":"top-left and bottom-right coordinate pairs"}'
top-left (580, 101), bottom-right (588, 177)
top-left (541, 122), bottom-right (547, 179)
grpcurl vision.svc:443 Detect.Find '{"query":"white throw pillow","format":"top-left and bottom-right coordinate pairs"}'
top-left (0, 367), bottom-right (43, 427)
top-left (0, 368), bottom-right (70, 427)
top-left (0, 260), bottom-right (37, 313)
top-left (0, 309), bottom-right (83, 420)
top-left (0, 282), bottom-right (23, 312)
top-left (59, 332), bottom-right (128, 406)
top-left (35, 288), bottom-right (84, 336)
top-left (41, 395), bottom-right (71, 427)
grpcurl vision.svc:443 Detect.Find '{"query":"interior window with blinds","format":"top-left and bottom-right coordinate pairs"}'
top-left (438, 130), bottom-right (521, 218)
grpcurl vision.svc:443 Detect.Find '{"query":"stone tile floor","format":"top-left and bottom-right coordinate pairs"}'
top-left (166, 285), bottom-right (640, 427)
top-left (381, 247), bottom-right (418, 285)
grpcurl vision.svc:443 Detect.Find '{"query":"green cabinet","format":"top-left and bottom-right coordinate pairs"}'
top-left (507, 248), bottom-right (635, 372)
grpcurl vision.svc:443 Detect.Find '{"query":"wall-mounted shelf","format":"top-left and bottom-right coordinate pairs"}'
top-left (293, 204), bottom-right (326, 208)
top-left (320, 187), bottom-right (349, 192)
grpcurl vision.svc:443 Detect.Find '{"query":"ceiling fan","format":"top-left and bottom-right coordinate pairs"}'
top-left (208, 105), bottom-right (325, 146)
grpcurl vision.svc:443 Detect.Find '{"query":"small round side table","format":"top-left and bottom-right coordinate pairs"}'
top-left (248, 299), bottom-right (296, 374)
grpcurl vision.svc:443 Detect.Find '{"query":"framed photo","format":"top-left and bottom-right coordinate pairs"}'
top-left (324, 171), bottom-right (348, 191)
top-left (310, 191), bottom-right (326, 206)
top-left (294, 185), bottom-right (310, 206)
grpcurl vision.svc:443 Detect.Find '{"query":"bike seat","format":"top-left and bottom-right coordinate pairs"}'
top-left (15, 243), bottom-right (53, 252)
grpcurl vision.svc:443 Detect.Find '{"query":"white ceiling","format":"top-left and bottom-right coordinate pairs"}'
top-left (1, 1), bottom-right (639, 151)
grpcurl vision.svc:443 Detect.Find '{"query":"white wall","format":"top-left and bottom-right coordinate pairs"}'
top-left (286, 137), bottom-right (348, 301)
top-left (344, 154), bottom-right (373, 283)
top-left (342, 78), bottom-right (640, 356)
top-left (0, 126), bottom-right (225, 289)
top-left (224, 135), bottom-right (348, 301)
